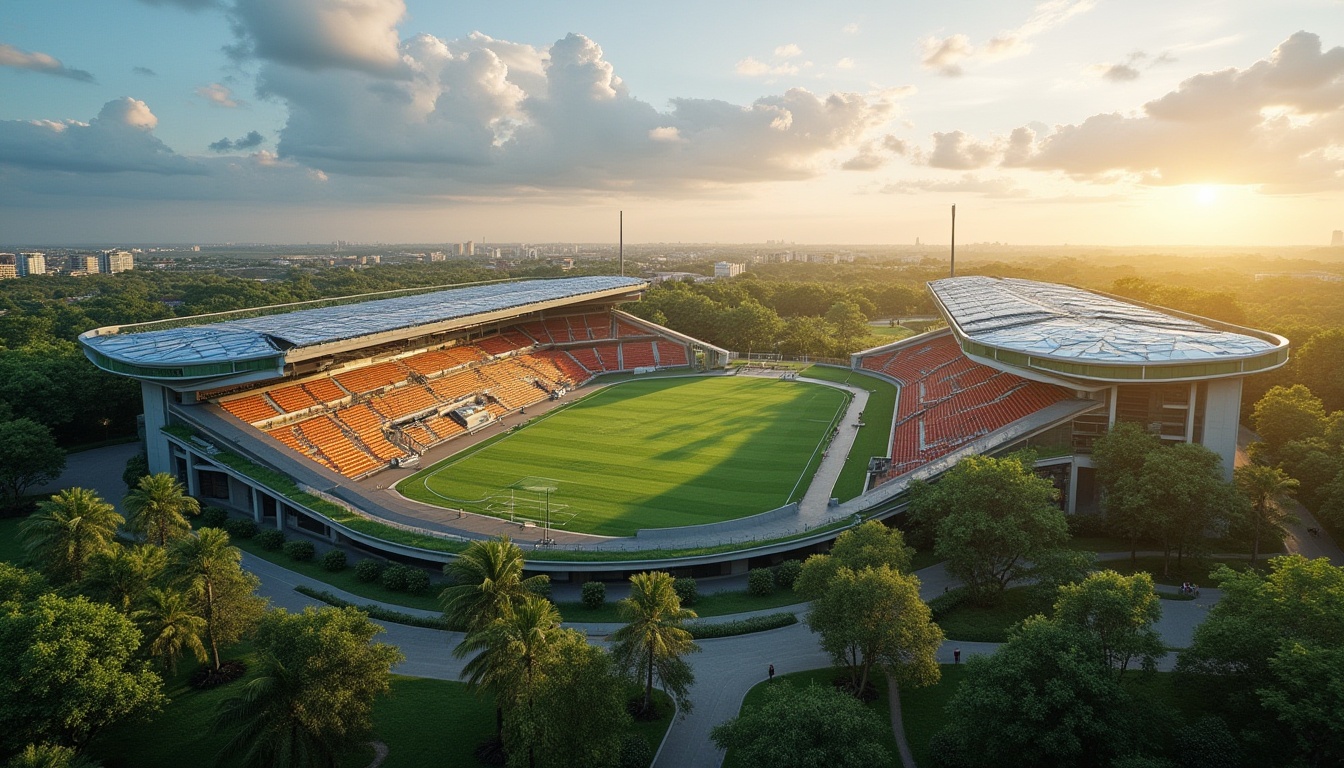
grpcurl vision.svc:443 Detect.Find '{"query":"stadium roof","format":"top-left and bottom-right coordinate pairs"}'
top-left (80, 276), bottom-right (647, 375)
top-left (927, 277), bottom-right (1288, 381)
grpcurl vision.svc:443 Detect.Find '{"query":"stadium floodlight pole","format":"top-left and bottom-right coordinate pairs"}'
top-left (619, 210), bottom-right (624, 277)
top-left (950, 204), bottom-right (956, 278)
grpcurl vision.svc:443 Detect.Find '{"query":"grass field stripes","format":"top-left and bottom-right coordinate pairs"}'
top-left (784, 388), bottom-right (851, 504)
top-left (399, 376), bottom-right (849, 536)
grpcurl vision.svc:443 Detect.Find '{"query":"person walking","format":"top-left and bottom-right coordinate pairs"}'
top-left (768, 664), bottom-right (775, 681)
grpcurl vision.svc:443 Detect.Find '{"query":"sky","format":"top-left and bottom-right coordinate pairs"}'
top-left (1, 0), bottom-right (1342, 246)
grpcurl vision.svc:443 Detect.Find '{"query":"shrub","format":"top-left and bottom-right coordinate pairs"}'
top-left (294, 586), bottom-right (451, 630)
top-left (403, 568), bottom-right (431, 595)
top-left (673, 577), bottom-right (698, 606)
top-left (747, 568), bottom-right (775, 597)
top-left (581, 581), bottom-right (606, 610)
top-left (283, 540), bottom-right (315, 562)
top-left (382, 564), bottom-right (413, 592)
top-left (222, 518), bottom-right (258, 540)
top-left (618, 733), bottom-right (654, 768)
top-left (200, 506), bottom-right (229, 528)
top-left (687, 612), bottom-right (797, 639)
top-left (774, 560), bottom-right (803, 590)
top-left (255, 529), bottom-right (286, 551)
top-left (321, 549), bottom-right (347, 572)
top-left (928, 587), bottom-right (971, 620)
top-left (354, 559), bottom-right (384, 583)
top-left (526, 574), bottom-right (552, 599)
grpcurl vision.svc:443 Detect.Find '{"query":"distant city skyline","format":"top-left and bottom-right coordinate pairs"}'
top-left (1, 0), bottom-right (1341, 245)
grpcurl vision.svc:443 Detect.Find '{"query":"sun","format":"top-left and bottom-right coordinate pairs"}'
top-left (1196, 185), bottom-right (1218, 206)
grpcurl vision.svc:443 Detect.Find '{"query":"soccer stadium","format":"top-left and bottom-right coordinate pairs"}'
top-left (79, 274), bottom-right (1289, 578)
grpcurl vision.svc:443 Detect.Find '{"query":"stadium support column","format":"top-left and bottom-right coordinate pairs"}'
top-left (1201, 377), bottom-right (1242, 482)
top-left (140, 381), bottom-right (173, 475)
top-left (1067, 461), bottom-right (1079, 514)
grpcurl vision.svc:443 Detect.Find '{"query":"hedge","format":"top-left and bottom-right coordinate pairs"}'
top-left (686, 612), bottom-right (797, 639)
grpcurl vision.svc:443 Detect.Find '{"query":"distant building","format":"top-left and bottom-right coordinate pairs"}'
top-left (429, 251), bottom-right (446, 262)
top-left (1333, 230), bottom-right (1343, 247)
top-left (99, 250), bottom-right (134, 274)
top-left (0, 254), bottom-right (15, 280)
top-left (191, 245), bottom-right (201, 252)
top-left (17, 252), bottom-right (46, 277)
top-left (465, 241), bottom-right (475, 256)
top-left (1254, 272), bottom-right (1344, 283)
top-left (71, 255), bottom-right (100, 276)
top-left (714, 261), bottom-right (745, 278)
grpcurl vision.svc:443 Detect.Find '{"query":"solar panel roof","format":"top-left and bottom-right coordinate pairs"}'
top-left (84, 276), bottom-right (646, 366)
top-left (929, 277), bottom-right (1279, 364)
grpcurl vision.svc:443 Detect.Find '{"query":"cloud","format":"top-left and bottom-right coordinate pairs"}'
top-left (736, 57), bottom-right (799, 77)
top-left (132, 66), bottom-right (157, 76)
top-left (1088, 51), bottom-right (1159, 82)
top-left (1009, 31), bottom-right (1344, 192)
top-left (0, 43), bottom-right (95, 82)
top-left (135, 0), bottom-right (222, 9)
top-left (774, 43), bottom-right (802, 59)
top-left (928, 131), bottom-right (1000, 169)
top-left (841, 135), bottom-right (908, 171)
top-left (1100, 63), bottom-right (1140, 82)
top-left (197, 82), bottom-right (245, 108)
top-left (0, 98), bottom-right (203, 175)
top-left (881, 174), bottom-right (1029, 198)
top-left (842, 23), bottom-right (860, 35)
top-left (921, 0), bottom-right (1094, 76)
top-left (228, 0), bottom-right (408, 76)
top-left (837, 57), bottom-right (856, 70)
top-left (209, 130), bottom-right (265, 152)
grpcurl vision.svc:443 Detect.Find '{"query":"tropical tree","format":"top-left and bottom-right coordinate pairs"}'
top-left (457, 595), bottom-right (564, 747)
top-left (806, 565), bottom-right (943, 696)
top-left (1053, 570), bottom-right (1163, 679)
top-left (20, 488), bottom-right (123, 584)
top-left (134, 587), bottom-right (207, 675)
top-left (5, 743), bottom-right (103, 768)
top-left (123, 472), bottom-right (200, 547)
top-left (440, 537), bottom-right (548, 633)
top-left (516, 632), bottom-right (630, 768)
top-left (213, 607), bottom-right (403, 768)
top-left (1092, 423), bottom-right (1164, 563)
top-left (0, 418), bottom-right (66, 509)
top-left (1234, 464), bottom-right (1300, 565)
top-left (610, 571), bottom-right (700, 716)
top-left (169, 528), bottom-right (266, 671)
top-left (82, 545), bottom-right (167, 613)
top-left (1252, 385), bottom-right (1327, 457)
top-left (794, 520), bottom-right (913, 599)
top-left (711, 682), bottom-right (893, 768)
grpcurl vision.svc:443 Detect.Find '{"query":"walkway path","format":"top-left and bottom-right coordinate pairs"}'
top-left (1237, 426), bottom-right (1344, 566)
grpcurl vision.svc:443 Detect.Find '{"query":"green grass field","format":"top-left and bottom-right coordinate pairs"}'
top-left (399, 376), bottom-right (849, 536)
top-left (799, 365), bottom-right (898, 501)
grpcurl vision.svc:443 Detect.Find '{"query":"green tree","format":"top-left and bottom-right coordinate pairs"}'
top-left (931, 617), bottom-right (1134, 768)
top-left (710, 681), bottom-right (893, 768)
top-left (20, 489), bottom-right (124, 584)
top-left (1295, 328), bottom-right (1344, 413)
top-left (722, 300), bottom-right (785, 354)
top-left (779, 316), bottom-right (832, 358)
top-left (0, 594), bottom-right (163, 751)
top-left (5, 743), bottom-right (102, 768)
top-left (1092, 423), bottom-right (1163, 563)
top-left (794, 520), bottom-right (913, 599)
top-left (610, 571), bottom-right (699, 716)
top-left (134, 587), bottom-right (208, 675)
top-left (1233, 464), bottom-right (1300, 565)
top-left (825, 300), bottom-right (869, 351)
top-left (0, 564), bottom-right (48, 605)
top-left (907, 452), bottom-right (1069, 604)
top-left (123, 472), bottom-right (200, 547)
top-left (805, 565), bottom-right (943, 695)
top-left (169, 528), bottom-right (266, 671)
top-left (457, 595), bottom-right (564, 749)
top-left (1252, 385), bottom-right (1327, 457)
top-left (1178, 556), bottom-right (1344, 766)
top-left (82, 545), bottom-right (167, 613)
top-left (121, 452), bottom-right (149, 492)
top-left (1138, 443), bottom-right (1240, 575)
top-left (1053, 570), bottom-right (1163, 679)
top-left (0, 419), bottom-right (66, 509)
top-left (214, 606), bottom-right (403, 768)
top-left (440, 537), bottom-right (548, 633)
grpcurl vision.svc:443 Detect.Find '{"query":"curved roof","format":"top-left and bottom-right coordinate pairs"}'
top-left (928, 276), bottom-right (1287, 381)
top-left (82, 276), bottom-right (647, 369)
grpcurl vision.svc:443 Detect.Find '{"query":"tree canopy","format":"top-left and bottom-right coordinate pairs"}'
top-left (610, 571), bottom-right (699, 715)
top-left (1053, 570), bottom-right (1164, 679)
top-left (20, 488), bottom-right (123, 584)
top-left (711, 681), bottom-right (893, 768)
top-left (123, 473), bottom-right (199, 547)
top-left (0, 419), bottom-right (66, 509)
top-left (794, 520), bottom-right (913, 600)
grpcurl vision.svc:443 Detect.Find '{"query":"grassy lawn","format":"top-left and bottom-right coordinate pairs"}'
top-left (0, 515), bottom-right (29, 565)
top-left (557, 585), bottom-right (805, 623)
top-left (722, 668), bottom-right (899, 768)
top-left (900, 664), bottom-right (968, 768)
top-left (798, 365), bottom-right (898, 501)
top-left (232, 534), bottom-right (445, 612)
top-left (934, 587), bottom-right (1053, 642)
top-left (399, 377), bottom-right (848, 536)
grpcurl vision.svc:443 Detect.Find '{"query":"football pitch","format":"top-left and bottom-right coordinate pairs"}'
top-left (396, 376), bottom-right (849, 536)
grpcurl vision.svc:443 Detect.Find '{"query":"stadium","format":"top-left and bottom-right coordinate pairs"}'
top-left (79, 274), bottom-right (1289, 579)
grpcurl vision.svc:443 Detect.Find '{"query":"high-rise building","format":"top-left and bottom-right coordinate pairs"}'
top-left (1332, 230), bottom-right (1343, 247)
top-left (17, 252), bottom-right (46, 277)
top-left (0, 254), bottom-right (15, 280)
top-left (465, 241), bottom-right (475, 256)
top-left (714, 261), bottom-right (745, 278)
top-left (99, 250), bottom-right (134, 273)
top-left (72, 255), bottom-right (100, 275)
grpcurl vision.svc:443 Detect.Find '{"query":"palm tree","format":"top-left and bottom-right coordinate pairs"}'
top-left (135, 586), bottom-right (208, 675)
top-left (124, 472), bottom-right (200, 547)
top-left (440, 537), bottom-right (548, 632)
top-left (213, 659), bottom-right (334, 768)
top-left (171, 527), bottom-right (241, 670)
top-left (1234, 464), bottom-right (1300, 565)
top-left (610, 571), bottom-right (700, 716)
top-left (84, 544), bottom-right (168, 613)
top-left (457, 595), bottom-right (563, 747)
top-left (19, 488), bottom-right (124, 583)
top-left (6, 743), bottom-right (103, 768)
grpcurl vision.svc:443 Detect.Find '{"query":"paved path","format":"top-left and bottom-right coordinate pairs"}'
top-left (1236, 426), bottom-right (1344, 566)
top-left (31, 442), bottom-right (140, 511)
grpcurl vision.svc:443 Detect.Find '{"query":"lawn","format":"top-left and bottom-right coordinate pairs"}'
top-left (934, 587), bottom-right (1053, 642)
top-left (722, 668), bottom-right (900, 768)
top-left (798, 365), bottom-right (898, 501)
top-left (399, 376), bottom-right (849, 536)
top-left (900, 664), bottom-right (968, 768)
top-left (0, 515), bottom-right (29, 565)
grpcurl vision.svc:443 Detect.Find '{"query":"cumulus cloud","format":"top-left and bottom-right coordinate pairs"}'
top-left (197, 82), bottom-right (244, 108)
top-left (1088, 51), bottom-right (1153, 82)
top-left (842, 135), bottom-right (908, 171)
top-left (1011, 31), bottom-right (1344, 191)
top-left (921, 0), bottom-right (1094, 76)
top-left (837, 57), bottom-right (856, 70)
top-left (736, 57), bottom-right (799, 77)
top-left (0, 97), bottom-right (202, 175)
top-left (228, 0), bottom-right (408, 76)
top-left (132, 66), bottom-right (157, 76)
top-left (0, 43), bottom-right (95, 82)
top-left (209, 130), bottom-right (264, 152)
top-left (928, 130), bottom-right (1000, 169)
top-left (842, 23), bottom-right (860, 35)
top-left (881, 174), bottom-right (1029, 198)
top-left (774, 43), bottom-right (803, 59)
